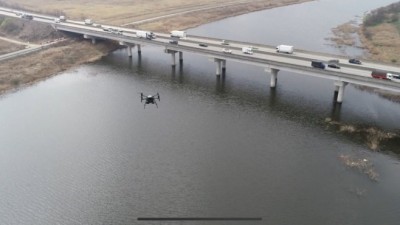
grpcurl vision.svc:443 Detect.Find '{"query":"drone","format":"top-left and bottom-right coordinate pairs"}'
top-left (140, 92), bottom-right (160, 108)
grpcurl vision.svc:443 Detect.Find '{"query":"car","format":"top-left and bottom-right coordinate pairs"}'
top-left (328, 63), bottom-right (340, 69)
top-left (21, 14), bottom-right (33, 20)
top-left (221, 40), bottom-right (229, 45)
top-left (169, 40), bottom-right (178, 45)
top-left (327, 59), bottom-right (340, 69)
top-left (222, 48), bottom-right (232, 54)
top-left (349, 58), bottom-right (362, 64)
top-left (199, 43), bottom-right (208, 47)
top-left (311, 60), bottom-right (325, 69)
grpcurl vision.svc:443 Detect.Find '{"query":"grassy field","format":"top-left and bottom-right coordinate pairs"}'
top-left (1, 0), bottom-right (312, 28)
top-left (3, 0), bottom-right (256, 22)
top-left (360, 2), bottom-right (400, 65)
top-left (360, 23), bottom-right (400, 64)
top-left (0, 39), bottom-right (24, 54)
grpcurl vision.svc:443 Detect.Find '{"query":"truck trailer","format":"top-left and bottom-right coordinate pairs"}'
top-left (276, 45), bottom-right (294, 54)
top-left (170, 30), bottom-right (186, 39)
top-left (136, 31), bottom-right (156, 39)
top-left (371, 71), bottom-right (400, 82)
top-left (242, 47), bottom-right (253, 55)
top-left (371, 70), bottom-right (389, 80)
top-left (84, 19), bottom-right (93, 25)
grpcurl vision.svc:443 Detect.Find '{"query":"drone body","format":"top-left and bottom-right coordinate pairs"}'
top-left (140, 93), bottom-right (160, 108)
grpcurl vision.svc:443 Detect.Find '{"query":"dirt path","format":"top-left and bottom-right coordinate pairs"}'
top-left (0, 36), bottom-right (39, 47)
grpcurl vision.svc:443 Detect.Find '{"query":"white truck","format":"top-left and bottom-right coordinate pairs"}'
top-left (170, 30), bottom-right (186, 39)
top-left (84, 19), bottom-right (93, 25)
top-left (59, 16), bottom-right (66, 21)
top-left (242, 47), bottom-right (253, 55)
top-left (276, 45), bottom-right (294, 54)
top-left (136, 31), bottom-right (156, 39)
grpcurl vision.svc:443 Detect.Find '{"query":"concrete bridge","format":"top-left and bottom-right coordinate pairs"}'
top-left (1, 7), bottom-right (400, 104)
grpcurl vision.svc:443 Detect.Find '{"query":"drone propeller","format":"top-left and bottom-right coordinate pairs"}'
top-left (157, 92), bottom-right (160, 101)
top-left (140, 92), bottom-right (144, 102)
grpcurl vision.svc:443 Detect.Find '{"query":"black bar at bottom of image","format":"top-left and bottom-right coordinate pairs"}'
top-left (137, 217), bottom-right (262, 221)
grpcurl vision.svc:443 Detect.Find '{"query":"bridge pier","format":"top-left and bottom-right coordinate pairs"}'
top-left (267, 68), bottom-right (279, 88)
top-left (165, 49), bottom-right (179, 66)
top-left (334, 81), bottom-right (348, 104)
top-left (127, 45), bottom-right (133, 57)
top-left (119, 42), bottom-right (135, 57)
top-left (179, 52), bottom-right (183, 64)
top-left (215, 59), bottom-right (222, 76)
top-left (83, 34), bottom-right (96, 44)
top-left (137, 44), bottom-right (141, 54)
top-left (212, 59), bottom-right (226, 76)
top-left (171, 51), bottom-right (176, 67)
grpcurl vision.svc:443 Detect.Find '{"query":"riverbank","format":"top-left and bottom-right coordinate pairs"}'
top-left (328, 3), bottom-right (400, 101)
top-left (134, 0), bottom-right (313, 32)
top-left (0, 40), bottom-right (119, 95)
top-left (329, 2), bottom-right (400, 65)
top-left (359, 2), bottom-right (400, 65)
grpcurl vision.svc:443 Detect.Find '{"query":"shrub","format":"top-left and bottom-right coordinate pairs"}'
top-left (364, 2), bottom-right (400, 27)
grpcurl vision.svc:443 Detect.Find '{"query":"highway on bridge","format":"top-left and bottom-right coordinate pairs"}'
top-left (1, 6), bottom-right (400, 103)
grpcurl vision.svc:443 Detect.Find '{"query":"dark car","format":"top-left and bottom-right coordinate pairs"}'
top-left (169, 40), bottom-right (178, 45)
top-left (349, 58), bottom-right (362, 64)
top-left (328, 63), bottom-right (340, 69)
top-left (199, 43), bottom-right (208, 47)
top-left (311, 60), bottom-right (325, 69)
top-left (328, 60), bottom-right (340, 69)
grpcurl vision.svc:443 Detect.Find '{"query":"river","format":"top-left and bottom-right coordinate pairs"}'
top-left (1, 0), bottom-right (400, 224)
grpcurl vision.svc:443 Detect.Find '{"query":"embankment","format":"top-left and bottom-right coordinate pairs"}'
top-left (0, 16), bottom-right (119, 95)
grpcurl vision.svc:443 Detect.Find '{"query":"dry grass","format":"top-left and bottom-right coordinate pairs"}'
top-left (325, 118), bottom-right (398, 151)
top-left (0, 39), bottom-right (24, 54)
top-left (0, 40), bottom-right (118, 95)
top-left (329, 21), bottom-right (359, 46)
top-left (339, 154), bottom-right (379, 181)
top-left (137, 0), bottom-right (308, 32)
top-left (3, 0), bottom-right (255, 21)
top-left (360, 23), bottom-right (400, 64)
top-left (3, 0), bottom-right (313, 28)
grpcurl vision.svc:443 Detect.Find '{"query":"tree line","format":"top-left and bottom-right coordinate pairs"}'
top-left (364, 1), bottom-right (400, 27)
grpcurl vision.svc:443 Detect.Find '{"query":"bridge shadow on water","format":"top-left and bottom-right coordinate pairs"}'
top-left (100, 49), bottom-right (400, 156)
